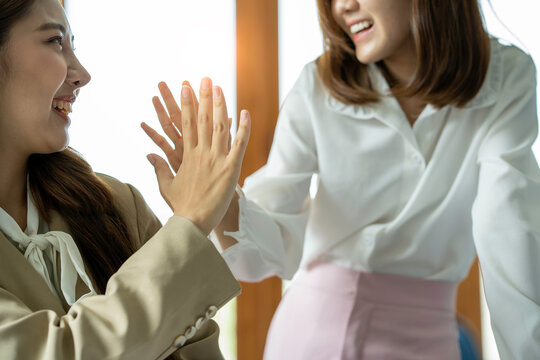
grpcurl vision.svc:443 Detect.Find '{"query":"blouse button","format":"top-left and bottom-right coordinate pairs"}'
top-left (411, 153), bottom-right (424, 166)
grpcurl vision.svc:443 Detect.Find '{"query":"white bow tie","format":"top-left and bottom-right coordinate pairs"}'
top-left (0, 190), bottom-right (97, 306)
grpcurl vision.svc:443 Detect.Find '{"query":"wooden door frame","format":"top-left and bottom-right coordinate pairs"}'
top-left (235, 1), bottom-right (282, 359)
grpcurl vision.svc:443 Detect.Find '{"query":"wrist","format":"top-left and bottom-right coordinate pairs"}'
top-left (173, 213), bottom-right (209, 236)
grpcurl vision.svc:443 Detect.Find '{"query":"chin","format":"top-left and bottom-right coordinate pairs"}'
top-left (354, 48), bottom-right (382, 65)
top-left (43, 136), bottom-right (70, 154)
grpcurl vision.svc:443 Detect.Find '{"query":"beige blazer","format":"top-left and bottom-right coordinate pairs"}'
top-left (0, 174), bottom-right (241, 359)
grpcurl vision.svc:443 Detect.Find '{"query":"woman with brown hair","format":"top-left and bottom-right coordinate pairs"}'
top-left (192, 0), bottom-right (536, 358)
top-left (0, 0), bottom-right (251, 358)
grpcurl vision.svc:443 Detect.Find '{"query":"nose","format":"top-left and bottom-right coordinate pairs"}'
top-left (334, 0), bottom-right (359, 13)
top-left (66, 54), bottom-right (91, 89)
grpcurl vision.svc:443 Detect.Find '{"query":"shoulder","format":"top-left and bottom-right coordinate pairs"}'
top-left (96, 173), bottom-right (161, 246)
top-left (281, 59), bottom-right (325, 113)
top-left (97, 173), bottom-right (133, 200)
top-left (287, 60), bottom-right (321, 97)
top-left (493, 39), bottom-right (536, 85)
top-left (96, 173), bottom-right (149, 209)
top-left (466, 39), bottom-right (536, 109)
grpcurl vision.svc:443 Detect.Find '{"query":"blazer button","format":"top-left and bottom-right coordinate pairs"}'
top-left (195, 316), bottom-right (207, 330)
top-left (185, 325), bottom-right (197, 339)
top-left (174, 335), bottom-right (187, 347)
top-left (205, 305), bottom-right (218, 319)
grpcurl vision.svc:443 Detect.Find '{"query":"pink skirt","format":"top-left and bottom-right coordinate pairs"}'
top-left (263, 261), bottom-right (460, 360)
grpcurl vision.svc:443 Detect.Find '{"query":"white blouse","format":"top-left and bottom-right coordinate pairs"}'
top-left (0, 187), bottom-right (97, 306)
top-left (216, 39), bottom-right (540, 359)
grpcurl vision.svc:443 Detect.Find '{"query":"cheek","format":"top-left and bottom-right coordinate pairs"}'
top-left (37, 54), bottom-right (68, 95)
top-left (9, 56), bottom-right (67, 110)
top-left (330, 0), bottom-right (345, 27)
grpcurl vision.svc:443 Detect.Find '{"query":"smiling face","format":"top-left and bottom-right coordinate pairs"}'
top-left (331, 0), bottom-right (415, 67)
top-left (0, 0), bottom-right (90, 159)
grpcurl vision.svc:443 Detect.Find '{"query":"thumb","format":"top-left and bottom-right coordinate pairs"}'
top-left (147, 153), bottom-right (174, 189)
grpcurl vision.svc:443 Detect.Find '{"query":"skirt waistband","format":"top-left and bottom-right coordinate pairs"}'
top-left (295, 261), bottom-right (458, 312)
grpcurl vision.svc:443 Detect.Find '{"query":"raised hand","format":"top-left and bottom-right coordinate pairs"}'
top-left (141, 82), bottom-right (191, 172)
top-left (143, 78), bottom-right (250, 235)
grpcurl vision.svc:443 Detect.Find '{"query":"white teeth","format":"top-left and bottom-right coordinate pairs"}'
top-left (52, 100), bottom-right (73, 114)
top-left (350, 20), bottom-right (373, 34)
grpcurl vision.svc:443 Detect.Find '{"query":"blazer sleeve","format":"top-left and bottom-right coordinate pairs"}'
top-left (0, 195), bottom-right (241, 359)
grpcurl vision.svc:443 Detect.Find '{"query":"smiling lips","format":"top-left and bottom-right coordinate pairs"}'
top-left (52, 99), bottom-right (73, 114)
top-left (350, 20), bottom-right (373, 34)
top-left (349, 20), bottom-right (374, 42)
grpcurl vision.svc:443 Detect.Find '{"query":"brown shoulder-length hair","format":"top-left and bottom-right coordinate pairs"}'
top-left (1, 0), bottom-right (136, 294)
top-left (316, 0), bottom-right (491, 108)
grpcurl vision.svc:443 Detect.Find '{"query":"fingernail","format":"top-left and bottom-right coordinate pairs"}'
top-left (182, 80), bottom-right (190, 86)
top-left (201, 77), bottom-right (211, 90)
top-left (240, 110), bottom-right (249, 124)
top-left (213, 86), bottom-right (221, 98)
top-left (147, 155), bottom-right (156, 165)
top-left (182, 85), bottom-right (191, 98)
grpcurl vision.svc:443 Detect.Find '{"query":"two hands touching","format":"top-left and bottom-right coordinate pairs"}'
top-left (141, 78), bottom-right (250, 236)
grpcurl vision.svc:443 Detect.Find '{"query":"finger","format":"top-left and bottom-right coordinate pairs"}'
top-left (157, 82), bottom-right (183, 136)
top-left (183, 80), bottom-right (199, 120)
top-left (228, 110), bottom-right (251, 171)
top-left (146, 153), bottom-right (174, 206)
top-left (152, 95), bottom-right (182, 146)
top-left (141, 122), bottom-right (176, 160)
top-left (181, 84), bottom-right (197, 149)
top-left (211, 86), bottom-right (229, 153)
top-left (198, 77), bottom-right (213, 149)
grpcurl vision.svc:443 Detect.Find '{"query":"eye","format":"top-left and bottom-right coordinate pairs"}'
top-left (47, 35), bottom-right (64, 48)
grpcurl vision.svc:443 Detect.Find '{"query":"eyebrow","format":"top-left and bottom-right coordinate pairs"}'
top-left (36, 22), bottom-right (75, 44)
top-left (36, 22), bottom-right (66, 35)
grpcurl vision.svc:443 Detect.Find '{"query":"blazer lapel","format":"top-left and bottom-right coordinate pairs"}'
top-left (0, 210), bottom-right (96, 315)
top-left (0, 230), bottom-right (65, 314)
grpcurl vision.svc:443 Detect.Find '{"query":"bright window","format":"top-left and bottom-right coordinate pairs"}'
top-left (65, 1), bottom-right (237, 358)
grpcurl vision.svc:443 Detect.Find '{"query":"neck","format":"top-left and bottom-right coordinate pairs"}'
top-left (382, 55), bottom-right (417, 87)
top-left (0, 148), bottom-right (29, 229)
top-left (381, 57), bottom-right (427, 127)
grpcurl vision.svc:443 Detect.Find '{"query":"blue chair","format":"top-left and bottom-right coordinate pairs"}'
top-left (458, 322), bottom-right (481, 360)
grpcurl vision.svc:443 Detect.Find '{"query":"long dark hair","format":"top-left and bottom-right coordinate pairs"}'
top-left (0, 0), bottom-right (136, 294)
top-left (316, 0), bottom-right (491, 108)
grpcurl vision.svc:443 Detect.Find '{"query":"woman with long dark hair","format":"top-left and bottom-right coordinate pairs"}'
top-left (150, 0), bottom-right (540, 358)
top-left (0, 0), bottom-right (250, 358)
